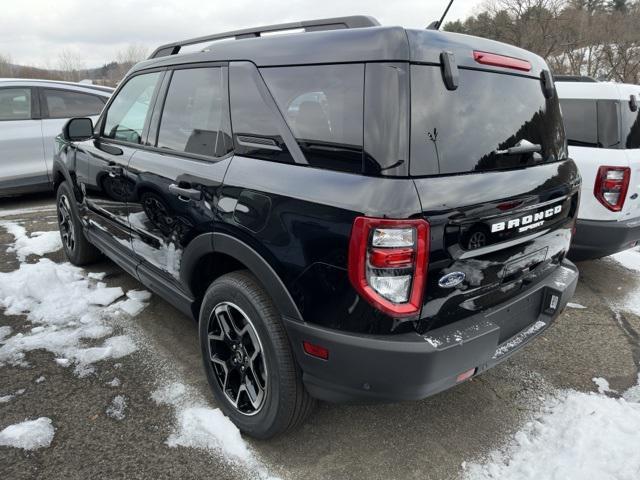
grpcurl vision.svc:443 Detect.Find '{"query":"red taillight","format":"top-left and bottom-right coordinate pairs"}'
top-left (594, 166), bottom-right (630, 212)
top-left (348, 217), bottom-right (429, 318)
top-left (369, 248), bottom-right (414, 268)
top-left (303, 341), bottom-right (329, 360)
top-left (473, 50), bottom-right (531, 72)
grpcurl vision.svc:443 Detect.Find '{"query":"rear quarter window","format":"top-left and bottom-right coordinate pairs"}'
top-left (261, 64), bottom-right (364, 173)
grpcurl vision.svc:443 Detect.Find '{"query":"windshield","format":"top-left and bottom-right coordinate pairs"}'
top-left (410, 65), bottom-right (566, 176)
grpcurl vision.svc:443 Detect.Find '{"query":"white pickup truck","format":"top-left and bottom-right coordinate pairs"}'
top-left (556, 77), bottom-right (640, 260)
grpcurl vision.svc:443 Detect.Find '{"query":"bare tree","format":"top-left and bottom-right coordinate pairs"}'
top-left (0, 53), bottom-right (13, 77)
top-left (57, 49), bottom-right (86, 82)
top-left (112, 44), bottom-right (148, 81)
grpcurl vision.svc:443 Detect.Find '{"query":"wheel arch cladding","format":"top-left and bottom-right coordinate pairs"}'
top-left (181, 232), bottom-right (303, 322)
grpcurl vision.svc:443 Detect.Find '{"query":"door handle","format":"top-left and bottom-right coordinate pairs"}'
top-left (108, 165), bottom-right (123, 177)
top-left (169, 183), bottom-right (202, 201)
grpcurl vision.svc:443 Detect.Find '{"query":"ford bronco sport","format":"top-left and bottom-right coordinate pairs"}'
top-left (52, 16), bottom-right (580, 438)
top-left (556, 76), bottom-right (640, 260)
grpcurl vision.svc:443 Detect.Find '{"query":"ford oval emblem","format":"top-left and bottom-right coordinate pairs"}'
top-left (438, 272), bottom-right (466, 288)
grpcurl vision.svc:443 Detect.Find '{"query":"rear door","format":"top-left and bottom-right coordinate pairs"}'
top-left (410, 62), bottom-right (579, 334)
top-left (126, 64), bottom-right (233, 296)
top-left (618, 84), bottom-right (640, 220)
top-left (0, 86), bottom-right (47, 191)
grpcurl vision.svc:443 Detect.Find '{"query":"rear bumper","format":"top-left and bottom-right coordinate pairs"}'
top-left (284, 260), bottom-right (578, 403)
top-left (570, 217), bottom-right (640, 261)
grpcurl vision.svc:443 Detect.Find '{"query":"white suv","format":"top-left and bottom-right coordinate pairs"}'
top-left (557, 77), bottom-right (640, 260)
top-left (0, 79), bottom-right (112, 197)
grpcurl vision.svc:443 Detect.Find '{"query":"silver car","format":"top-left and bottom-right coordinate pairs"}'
top-left (0, 79), bottom-right (113, 196)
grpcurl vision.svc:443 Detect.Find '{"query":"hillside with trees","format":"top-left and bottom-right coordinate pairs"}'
top-left (444, 0), bottom-right (640, 83)
top-left (0, 44), bottom-right (148, 86)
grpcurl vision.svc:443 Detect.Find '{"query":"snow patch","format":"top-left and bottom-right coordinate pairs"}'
top-left (167, 407), bottom-right (251, 461)
top-left (106, 395), bottom-right (127, 421)
top-left (0, 417), bottom-right (55, 450)
top-left (0, 325), bottom-right (11, 341)
top-left (566, 302), bottom-right (586, 309)
top-left (106, 377), bottom-right (121, 387)
top-left (624, 374), bottom-right (640, 403)
top-left (35, 376), bottom-right (45, 384)
top-left (464, 379), bottom-right (640, 480)
top-left (150, 382), bottom-right (275, 476)
top-left (0, 258), bottom-right (149, 373)
top-left (610, 247), bottom-right (640, 273)
top-left (0, 222), bottom-right (62, 261)
top-left (592, 377), bottom-right (616, 394)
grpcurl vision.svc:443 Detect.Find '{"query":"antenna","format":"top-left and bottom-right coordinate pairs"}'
top-left (427, 0), bottom-right (455, 30)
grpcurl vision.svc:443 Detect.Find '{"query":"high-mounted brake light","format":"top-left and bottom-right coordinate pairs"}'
top-left (473, 51), bottom-right (531, 72)
top-left (594, 166), bottom-right (630, 212)
top-left (348, 217), bottom-right (429, 317)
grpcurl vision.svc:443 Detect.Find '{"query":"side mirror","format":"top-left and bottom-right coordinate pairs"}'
top-left (630, 95), bottom-right (638, 113)
top-left (62, 117), bottom-right (94, 142)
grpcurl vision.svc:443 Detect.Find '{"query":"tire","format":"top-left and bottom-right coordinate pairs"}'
top-left (199, 270), bottom-right (315, 438)
top-left (56, 181), bottom-right (101, 266)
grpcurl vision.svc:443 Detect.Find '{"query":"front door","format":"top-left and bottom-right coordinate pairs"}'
top-left (126, 65), bottom-right (233, 292)
top-left (77, 71), bottom-right (164, 251)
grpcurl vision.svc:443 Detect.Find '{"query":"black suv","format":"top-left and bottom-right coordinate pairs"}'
top-left (53, 16), bottom-right (580, 438)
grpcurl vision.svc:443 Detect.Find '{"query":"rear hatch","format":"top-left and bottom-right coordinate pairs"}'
top-left (407, 31), bottom-right (580, 335)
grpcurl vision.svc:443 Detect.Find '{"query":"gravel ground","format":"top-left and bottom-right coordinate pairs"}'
top-left (1, 193), bottom-right (638, 480)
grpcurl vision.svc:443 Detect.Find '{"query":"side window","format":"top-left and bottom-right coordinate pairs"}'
top-left (0, 88), bottom-right (32, 121)
top-left (156, 67), bottom-right (232, 158)
top-left (103, 72), bottom-right (161, 144)
top-left (229, 62), bottom-right (294, 164)
top-left (560, 99), bottom-right (598, 147)
top-left (261, 64), bottom-right (365, 173)
top-left (42, 89), bottom-right (105, 118)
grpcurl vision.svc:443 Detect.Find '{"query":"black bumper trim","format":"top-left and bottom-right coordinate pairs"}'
top-left (284, 260), bottom-right (578, 403)
top-left (570, 217), bottom-right (640, 261)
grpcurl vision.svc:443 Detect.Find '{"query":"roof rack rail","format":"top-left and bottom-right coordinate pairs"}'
top-left (149, 15), bottom-right (380, 59)
top-left (553, 75), bottom-right (598, 83)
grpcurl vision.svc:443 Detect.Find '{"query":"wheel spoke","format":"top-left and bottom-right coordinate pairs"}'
top-left (243, 375), bottom-right (263, 409)
top-left (214, 305), bottom-right (238, 342)
top-left (210, 354), bottom-right (230, 390)
top-left (207, 301), bottom-right (268, 416)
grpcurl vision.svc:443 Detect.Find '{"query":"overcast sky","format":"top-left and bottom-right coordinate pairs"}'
top-left (0, 0), bottom-right (483, 68)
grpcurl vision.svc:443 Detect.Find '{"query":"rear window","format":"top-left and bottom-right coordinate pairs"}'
top-left (410, 66), bottom-right (565, 175)
top-left (42, 89), bottom-right (105, 119)
top-left (261, 64), bottom-right (364, 173)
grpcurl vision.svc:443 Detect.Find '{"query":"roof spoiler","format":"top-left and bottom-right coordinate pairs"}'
top-left (553, 75), bottom-right (598, 83)
top-left (148, 16), bottom-right (380, 59)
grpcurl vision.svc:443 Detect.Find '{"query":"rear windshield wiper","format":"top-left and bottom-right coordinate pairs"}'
top-left (494, 140), bottom-right (542, 156)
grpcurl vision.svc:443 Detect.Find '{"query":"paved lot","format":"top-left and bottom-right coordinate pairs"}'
top-left (1, 193), bottom-right (638, 480)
